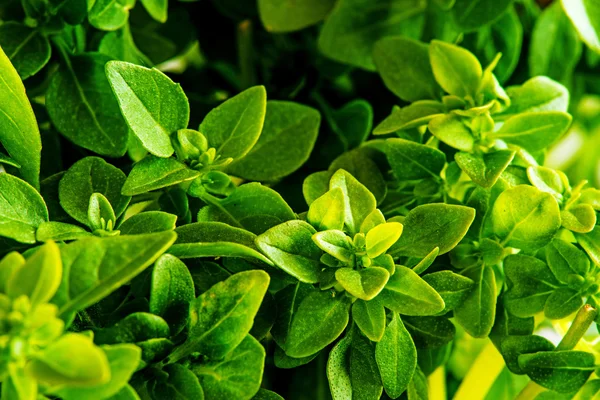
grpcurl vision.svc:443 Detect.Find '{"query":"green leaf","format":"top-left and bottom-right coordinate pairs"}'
top-left (193, 334), bottom-right (265, 400)
top-left (303, 171), bottom-right (332, 205)
top-left (544, 287), bottom-right (583, 319)
top-left (106, 61), bottom-right (190, 157)
top-left (171, 270), bottom-right (269, 360)
top-left (200, 86), bottom-right (267, 160)
top-left (98, 24), bottom-right (152, 66)
top-left (88, 0), bottom-right (134, 31)
top-left (562, 204), bottom-right (597, 233)
top-left (152, 364), bottom-right (204, 400)
top-left (429, 40), bottom-right (482, 98)
top-left (379, 265), bottom-right (445, 316)
top-left (336, 267), bottom-right (390, 301)
top-left (271, 282), bottom-right (315, 349)
top-left (327, 332), bottom-right (353, 400)
top-left (373, 36), bottom-right (441, 102)
top-left (307, 188), bottom-right (345, 232)
top-left (258, 0), bottom-right (335, 32)
top-left (546, 238), bottom-right (590, 283)
top-left (455, 150), bottom-right (515, 188)
top-left (530, 1), bottom-right (582, 82)
top-left (59, 157), bottom-right (130, 225)
top-left (197, 182), bottom-right (295, 234)
top-left (504, 254), bottom-right (560, 317)
top-left (170, 222), bottom-right (273, 265)
top-left (140, 0), bottom-right (167, 23)
top-left (375, 313), bottom-right (417, 398)
top-left (0, 173), bottom-right (48, 244)
top-left (27, 333), bottom-right (110, 386)
top-left (0, 252), bottom-right (25, 293)
top-left (422, 270), bottom-right (474, 312)
top-left (385, 138), bottom-right (446, 181)
top-left (318, 0), bottom-right (427, 71)
top-left (285, 290), bottom-right (350, 358)
top-left (454, 264), bottom-right (496, 338)
top-left (118, 211), bottom-right (177, 235)
top-left (150, 254), bottom-right (195, 336)
top-left (7, 241), bottom-right (61, 307)
top-left (94, 312), bottom-right (170, 346)
top-left (403, 316), bottom-right (455, 348)
top-left (491, 111), bottom-right (572, 153)
top-left (330, 169), bottom-right (377, 235)
top-left (253, 389), bottom-right (284, 400)
top-left (519, 351), bottom-right (595, 394)
top-left (350, 331), bottom-right (384, 400)
top-left (2, 366), bottom-right (37, 400)
top-left (527, 165), bottom-right (567, 199)
top-left (353, 297), bottom-right (386, 342)
top-left (366, 222), bottom-right (403, 258)
top-left (121, 156), bottom-right (200, 196)
top-left (575, 226), bottom-right (600, 265)
top-left (256, 220), bottom-right (322, 283)
top-left (562, 0), bottom-right (600, 54)
top-left (498, 77), bottom-right (569, 120)
top-left (450, 0), bottom-right (514, 32)
top-left (374, 102), bottom-right (445, 135)
top-left (274, 345), bottom-right (318, 369)
top-left (500, 335), bottom-right (555, 374)
top-left (88, 192), bottom-right (117, 232)
top-left (312, 230), bottom-right (353, 263)
top-left (389, 203), bottom-right (475, 257)
top-left (37, 221), bottom-right (92, 242)
top-left (0, 45), bottom-right (42, 188)
top-left (53, 231), bottom-right (176, 316)
top-left (412, 247), bottom-right (439, 275)
top-left (330, 149), bottom-right (387, 204)
top-left (0, 22), bottom-right (51, 79)
top-left (428, 114), bottom-right (475, 152)
top-left (491, 185), bottom-right (561, 251)
top-left (52, 344), bottom-right (141, 400)
top-left (226, 101), bottom-right (320, 181)
top-left (47, 52), bottom-right (129, 157)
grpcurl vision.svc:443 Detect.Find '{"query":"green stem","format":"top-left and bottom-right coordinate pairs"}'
top-left (237, 20), bottom-right (256, 89)
top-left (556, 304), bottom-right (597, 350)
top-left (515, 304), bottom-right (598, 400)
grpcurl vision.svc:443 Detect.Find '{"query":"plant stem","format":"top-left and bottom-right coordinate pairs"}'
top-left (515, 304), bottom-right (598, 400)
top-left (556, 304), bottom-right (598, 350)
top-left (237, 19), bottom-right (256, 89)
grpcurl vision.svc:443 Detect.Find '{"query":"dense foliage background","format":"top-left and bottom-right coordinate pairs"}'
top-left (2, 0), bottom-right (600, 399)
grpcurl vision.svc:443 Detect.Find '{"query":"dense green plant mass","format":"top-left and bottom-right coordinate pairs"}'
top-left (3, 0), bottom-right (600, 399)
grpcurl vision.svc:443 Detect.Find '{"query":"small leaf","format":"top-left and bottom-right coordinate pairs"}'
top-left (366, 222), bottom-right (403, 258)
top-left (544, 287), bottom-right (583, 319)
top-left (171, 270), bottom-right (269, 360)
top-left (256, 220), bottom-right (322, 283)
top-left (562, 204), bottom-right (597, 233)
top-left (0, 22), bottom-right (51, 79)
top-left (140, 0), bottom-right (167, 23)
top-left (149, 254), bottom-right (195, 336)
top-left (335, 267), bottom-right (390, 301)
top-left (258, 0), bottom-right (335, 32)
top-left (226, 100), bottom-right (320, 180)
top-left (500, 335), bottom-right (555, 374)
top-left (389, 204), bottom-right (475, 257)
top-left (491, 185), bottom-right (561, 251)
top-left (455, 150), bottom-right (515, 188)
top-left (451, 0), bottom-right (514, 32)
top-left (27, 333), bottom-right (110, 386)
top-left (491, 111), bottom-right (572, 153)
top-left (118, 211), bottom-right (177, 235)
top-left (121, 156), bottom-right (200, 196)
top-left (329, 169), bottom-right (377, 235)
top-left (385, 138), bottom-right (446, 180)
top-left (307, 188), bottom-right (346, 231)
top-left (193, 335), bottom-right (265, 400)
top-left (7, 241), bottom-right (61, 307)
top-left (428, 113), bottom-right (475, 152)
top-left (106, 61), bottom-right (189, 157)
top-left (0, 173), bottom-right (48, 244)
top-left (380, 265), bottom-right (445, 316)
top-left (59, 157), bottom-right (130, 225)
top-left (429, 40), bottom-right (482, 98)
top-left (498, 76), bottom-right (569, 120)
top-left (422, 270), bottom-right (474, 312)
top-left (375, 313), bottom-right (417, 398)
top-left (152, 364), bottom-right (204, 400)
top-left (285, 291), bottom-right (350, 358)
top-left (373, 36), bottom-right (441, 102)
top-left (352, 297), bottom-right (386, 342)
top-left (200, 86), bottom-right (267, 160)
top-left (519, 351), bottom-right (595, 394)
top-left (403, 316), bottom-right (455, 348)
top-left (454, 264), bottom-right (497, 338)
top-left (312, 230), bottom-right (353, 263)
top-left (546, 238), bottom-right (590, 284)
